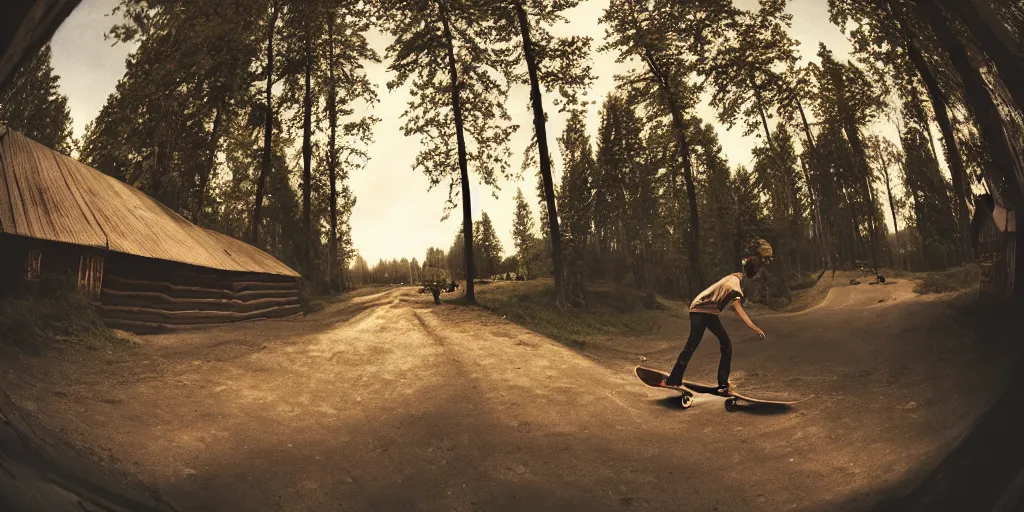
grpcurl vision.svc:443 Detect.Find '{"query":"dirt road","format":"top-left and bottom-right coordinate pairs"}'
top-left (2, 278), bottom-right (1020, 511)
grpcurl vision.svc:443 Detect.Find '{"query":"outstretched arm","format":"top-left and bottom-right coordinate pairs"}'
top-left (731, 299), bottom-right (765, 339)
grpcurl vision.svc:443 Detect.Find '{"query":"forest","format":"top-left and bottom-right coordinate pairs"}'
top-left (1, 0), bottom-right (1022, 307)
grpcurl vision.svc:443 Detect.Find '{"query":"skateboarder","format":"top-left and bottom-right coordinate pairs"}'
top-left (430, 283), bottom-right (441, 304)
top-left (662, 241), bottom-right (771, 394)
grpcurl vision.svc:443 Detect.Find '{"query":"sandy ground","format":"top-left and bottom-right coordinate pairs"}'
top-left (1, 277), bottom-right (1021, 511)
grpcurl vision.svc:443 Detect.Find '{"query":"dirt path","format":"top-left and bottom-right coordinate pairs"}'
top-left (2, 282), bottom-right (1020, 511)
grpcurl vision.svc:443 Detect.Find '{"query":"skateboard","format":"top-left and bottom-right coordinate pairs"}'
top-left (634, 366), bottom-right (811, 411)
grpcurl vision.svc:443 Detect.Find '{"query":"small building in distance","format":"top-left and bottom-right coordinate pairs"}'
top-left (972, 193), bottom-right (1019, 299)
top-left (0, 126), bottom-right (302, 332)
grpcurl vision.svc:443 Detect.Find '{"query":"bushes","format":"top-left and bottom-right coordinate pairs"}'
top-left (789, 272), bottom-right (818, 291)
top-left (913, 264), bottom-right (980, 295)
top-left (475, 279), bottom-right (659, 346)
top-left (0, 276), bottom-right (115, 353)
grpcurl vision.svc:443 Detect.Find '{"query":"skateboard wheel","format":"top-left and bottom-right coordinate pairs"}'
top-left (680, 394), bottom-right (693, 408)
top-left (724, 398), bottom-right (737, 411)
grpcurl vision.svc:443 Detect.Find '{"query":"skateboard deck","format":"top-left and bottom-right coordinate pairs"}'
top-left (635, 365), bottom-right (700, 408)
top-left (634, 366), bottom-right (811, 410)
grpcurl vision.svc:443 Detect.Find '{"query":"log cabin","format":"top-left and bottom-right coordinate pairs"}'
top-left (972, 193), bottom-right (1019, 299)
top-left (0, 126), bottom-right (303, 332)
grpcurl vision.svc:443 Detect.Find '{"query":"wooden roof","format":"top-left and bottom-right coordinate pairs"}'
top-left (0, 127), bottom-right (300, 277)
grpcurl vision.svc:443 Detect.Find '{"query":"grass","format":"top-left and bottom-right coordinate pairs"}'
top-left (912, 264), bottom-right (980, 295)
top-left (882, 267), bottom-right (912, 278)
top-left (0, 277), bottom-right (117, 354)
top-left (474, 278), bottom-right (661, 346)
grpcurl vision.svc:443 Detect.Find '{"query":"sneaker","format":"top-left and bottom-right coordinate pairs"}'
top-left (716, 382), bottom-right (734, 395)
top-left (660, 378), bottom-right (681, 388)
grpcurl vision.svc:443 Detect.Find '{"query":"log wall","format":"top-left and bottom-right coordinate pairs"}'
top-left (0, 233), bottom-right (84, 296)
top-left (100, 253), bottom-right (301, 333)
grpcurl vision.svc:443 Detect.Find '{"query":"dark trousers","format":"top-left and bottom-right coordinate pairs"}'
top-left (666, 312), bottom-right (733, 387)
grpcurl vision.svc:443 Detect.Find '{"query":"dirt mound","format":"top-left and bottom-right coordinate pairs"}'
top-left (780, 273), bottom-right (834, 312)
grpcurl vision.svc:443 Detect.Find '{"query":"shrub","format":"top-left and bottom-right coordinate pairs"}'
top-left (789, 273), bottom-right (818, 291)
top-left (475, 279), bottom-right (659, 346)
top-left (913, 264), bottom-right (980, 295)
top-left (0, 276), bottom-right (115, 353)
top-left (305, 300), bottom-right (326, 314)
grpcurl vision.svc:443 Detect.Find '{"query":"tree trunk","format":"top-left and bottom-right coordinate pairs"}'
top-left (756, 87), bottom-right (805, 276)
top-left (917, 0), bottom-right (1024, 211)
top-left (799, 156), bottom-right (823, 267)
top-left (849, 127), bottom-right (880, 272)
top-left (195, 101), bottom-right (222, 226)
top-left (881, 161), bottom-right (903, 270)
top-left (826, 52), bottom-right (880, 271)
top-left (838, 92), bottom-right (880, 272)
top-left (327, 16), bottom-right (339, 292)
top-left (923, 116), bottom-right (942, 165)
top-left (896, 10), bottom-right (974, 258)
top-left (641, 46), bottom-right (703, 294)
top-left (796, 99), bottom-right (833, 271)
top-left (514, 3), bottom-right (566, 309)
top-left (840, 184), bottom-right (865, 268)
top-left (667, 104), bottom-right (703, 294)
top-left (439, 4), bottom-right (475, 303)
top-left (152, 143), bottom-right (164, 203)
top-left (755, 86), bottom-right (773, 145)
top-left (864, 172), bottom-right (883, 268)
top-left (302, 46), bottom-right (313, 265)
top-left (251, 2), bottom-right (279, 247)
top-left (934, 0), bottom-right (1024, 112)
top-left (796, 100), bottom-right (816, 153)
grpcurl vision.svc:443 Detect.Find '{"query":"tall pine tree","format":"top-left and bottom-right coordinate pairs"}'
top-left (378, 0), bottom-right (516, 303)
top-left (557, 109), bottom-right (595, 301)
top-left (0, 44), bottom-right (73, 154)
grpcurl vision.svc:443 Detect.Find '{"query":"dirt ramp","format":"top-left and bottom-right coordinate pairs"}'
top-left (815, 275), bottom-right (917, 311)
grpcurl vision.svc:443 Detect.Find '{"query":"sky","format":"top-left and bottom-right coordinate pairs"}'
top-left (48, 0), bottom-right (865, 265)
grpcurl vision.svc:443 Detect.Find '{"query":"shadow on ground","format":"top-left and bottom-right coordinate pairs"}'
top-left (1, 284), bottom-right (1022, 511)
top-left (0, 387), bottom-right (175, 512)
top-left (870, 354), bottom-right (1024, 512)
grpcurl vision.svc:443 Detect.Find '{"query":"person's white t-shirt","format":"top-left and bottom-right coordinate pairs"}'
top-left (689, 273), bottom-right (744, 314)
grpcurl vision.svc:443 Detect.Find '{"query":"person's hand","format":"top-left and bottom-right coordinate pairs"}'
top-left (754, 327), bottom-right (766, 339)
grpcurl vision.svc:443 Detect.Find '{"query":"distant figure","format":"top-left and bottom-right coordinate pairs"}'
top-left (661, 243), bottom-right (770, 394)
top-left (505, 272), bottom-right (512, 281)
top-left (431, 284), bottom-right (441, 304)
top-left (447, 280), bottom-right (458, 293)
